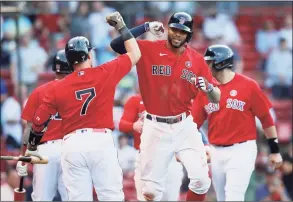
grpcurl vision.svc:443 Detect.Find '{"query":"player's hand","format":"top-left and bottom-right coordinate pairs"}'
top-left (269, 153), bottom-right (283, 169)
top-left (191, 77), bottom-right (214, 93)
top-left (106, 12), bottom-right (126, 30)
top-left (25, 148), bottom-right (43, 160)
top-left (133, 118), bottom-right (144, 133)
top-left (148, 21), bottom-right (164, 37)
top-left (16, 161), bottom-right (28, 176)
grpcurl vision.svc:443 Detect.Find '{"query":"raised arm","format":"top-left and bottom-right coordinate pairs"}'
top-left (106, 12), bottom-right (141, 66)
top-left (110, 21), bottom-right (164, 54)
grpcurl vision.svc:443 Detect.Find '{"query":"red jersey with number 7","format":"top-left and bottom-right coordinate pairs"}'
top-left (21, 80), bottom-right (62, 142)
top-left (32, 54), bottom-right (132, 136)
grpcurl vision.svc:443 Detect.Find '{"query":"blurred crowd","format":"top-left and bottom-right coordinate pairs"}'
top-left (0, 1), bottom-right (292, 201)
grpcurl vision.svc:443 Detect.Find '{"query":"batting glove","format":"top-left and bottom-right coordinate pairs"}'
top-left (146, 21), bottom-right (164, 37)
top-left (193, 76), bottom-right (214, 93)
top-left (106, 12), bottom-right (126, 31)
top-left (25, 148), bottom-right (43, 160)
top-left (16, 161), bottom-right (28, 176)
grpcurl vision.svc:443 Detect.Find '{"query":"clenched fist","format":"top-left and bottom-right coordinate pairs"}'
top-left (106, 12), bottom-right (126, 30)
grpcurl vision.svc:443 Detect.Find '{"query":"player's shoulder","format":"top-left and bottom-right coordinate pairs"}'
top-left (236, 73), bottom-right (260, 88)
top-left (187, 45), bottom-right (205, 59)
top-left (33, 80), bottom-right (56, 93)
top-left (138, 39), bottom-right (166, 47)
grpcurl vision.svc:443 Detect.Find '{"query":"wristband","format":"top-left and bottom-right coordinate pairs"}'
top-left (267, 138), bottom-right (280, 154)
top-left (28, 130), bottom-right (43, 147)
top-left (119, 26), bottom-right (134, 41)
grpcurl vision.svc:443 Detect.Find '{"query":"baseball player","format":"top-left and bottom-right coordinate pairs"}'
top-left (24, 12), bottom-right (141, 201)
top-left (16, 49), bottom-right (71, 201)
top-left (192, 45), bottom-right (283, 201)
top-left (119, 94), bottom-right (184, 201)
top-left (111, 12), bottom-right (221, 201)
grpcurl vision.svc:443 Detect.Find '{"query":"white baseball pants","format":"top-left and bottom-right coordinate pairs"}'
top-left (210, 140), bottom-right (257, 201)
top-left (31, 139), bottom-right (68, 201)
top-left (139, 114), bottom-right (211, 201)
top-left (61, 128), bottom-right (124, 201)
top-left (134, 153), bottom-right (184, 201)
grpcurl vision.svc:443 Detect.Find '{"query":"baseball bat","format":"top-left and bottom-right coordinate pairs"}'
top-left (15, 143), bottom-right (27, 202)
top-left (1, 156), bottom-right (48, 164)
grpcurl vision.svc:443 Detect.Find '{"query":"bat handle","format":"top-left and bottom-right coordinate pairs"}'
top-left (19, 177), bottom-right (24, 192)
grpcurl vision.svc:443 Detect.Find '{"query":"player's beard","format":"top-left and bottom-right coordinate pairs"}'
top-left (168, 35), bottom-right (186, 48)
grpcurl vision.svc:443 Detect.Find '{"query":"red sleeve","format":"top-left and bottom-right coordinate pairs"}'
top-left (192, 92), bottom-right (208, 129)
top-left (119, 96), bottom-right (139, 133)
top-left (21, 89), bottom-right (39, 122)
top-left (199, 56), bottom-right (219, 86)
top-left (32, 86), bottom-right (57, 132)
top-left (99, 54), bottom-right (132, 85)
top-left (250, 81), bottom-right (274, 128)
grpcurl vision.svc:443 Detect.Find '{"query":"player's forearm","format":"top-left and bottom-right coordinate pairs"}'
top-left (22, 121), bottom-right (32, 146)
top-left (119, 119), bottom-right (134, 133)
top-left (124, 37), bottom-right (141, 65)
top-left (264, 126), bottom-right (278, 139)
top-left (111, 23), bottom-right (147, 54)
top-left (206, 86), bottom-right (221, 103)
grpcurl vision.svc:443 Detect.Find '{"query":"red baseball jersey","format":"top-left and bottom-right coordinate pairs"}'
top-left (192, 73), bottom-right (274, 145)
top-left (119, 94), bottom-right (145, 150)
top-left (136, 40), bottom-right (217, 116)
top-left (32, 54), bottom-right (132, 137)
top-left (21, 80), bottom-right (62, 142)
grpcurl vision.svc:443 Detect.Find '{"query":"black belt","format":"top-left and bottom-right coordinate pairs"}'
top-left (214, 140), bottom-right (247, 147)
top-left (146, 113), bottom-right (187, 124)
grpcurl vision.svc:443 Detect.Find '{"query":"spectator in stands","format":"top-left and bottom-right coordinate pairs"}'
top-left (10, 32), bottom-right (48, 94)
top-left (0, 78), bottom-right (22, 149)
top-left (88, 2), bottom-right (115, 65)
top-left (172, 2), bottom-right (197, 16)
top-left (256, 20), bottom-right (279, 71)
top-left (190, 28), bottom-right (208, 54)
top-left (265, 38), bottom-right (292, 99)
top-left (255, 168), bottom-right (290, 201)
top-left (117, 134), bottom-right (137, 175)
top-left (216, 2), bottom-right (239, 16)
top-left (70, 2), bottom-right (90, 39)
top-left (0, 78), bottom-right (8, 135)
top-left (279, 15), bottom-right (292, 50)
top-left (0, 166), bottom-right (20, 201)
top-left (1, 16), bottom-right (32, 69)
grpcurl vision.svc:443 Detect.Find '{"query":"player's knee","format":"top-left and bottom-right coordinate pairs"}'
top-left (189, 176), bottom-right (211, 195)
top-left (142, 186), bottom-right (163, 201)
